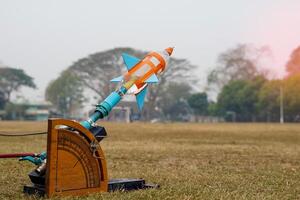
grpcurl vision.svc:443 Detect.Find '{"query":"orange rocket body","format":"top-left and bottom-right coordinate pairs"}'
top-left (126, 51), bottom-right (167, 88)
top-left (124, 47), bottom-right (173, 90)
top-left (110, 47), bottom-right (173, 110)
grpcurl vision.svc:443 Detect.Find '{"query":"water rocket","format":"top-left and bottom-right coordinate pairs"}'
top-left (111, 47), bottom-right (174, 110)
top-left (81, 47), bottom-right (173, 130)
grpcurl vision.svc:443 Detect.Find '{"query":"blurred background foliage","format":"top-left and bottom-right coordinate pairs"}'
top-left (1, 44), bottom-right (300, 122)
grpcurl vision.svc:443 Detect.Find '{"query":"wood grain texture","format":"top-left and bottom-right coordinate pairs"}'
top-left (45, 119), bottom-right (108, 197)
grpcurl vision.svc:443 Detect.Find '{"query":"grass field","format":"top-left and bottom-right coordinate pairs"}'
top-left (0, 121), bottom-right (300, 200)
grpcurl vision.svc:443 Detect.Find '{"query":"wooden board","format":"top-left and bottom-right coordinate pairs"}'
top-left (45, 119), bottom-right (108, 197)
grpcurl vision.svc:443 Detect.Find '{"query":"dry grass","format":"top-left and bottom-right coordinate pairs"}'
top-left (0, 121), bottom-right (300, 200)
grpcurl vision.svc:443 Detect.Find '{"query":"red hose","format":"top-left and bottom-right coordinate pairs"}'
top-left (0, 153), bottom-right (36, 158)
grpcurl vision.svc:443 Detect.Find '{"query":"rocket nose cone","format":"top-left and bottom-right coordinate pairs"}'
top-left (165, 47), bottom-right (174, 56)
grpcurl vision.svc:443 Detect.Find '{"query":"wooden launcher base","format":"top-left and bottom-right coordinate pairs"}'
top-left (23, 119), bottom-right (158, 197)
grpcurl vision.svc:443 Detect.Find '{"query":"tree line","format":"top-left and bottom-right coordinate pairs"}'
top-left (210, 45), bottom-right (300, 122)
top-left (1, 45), bottom-right (300, 122)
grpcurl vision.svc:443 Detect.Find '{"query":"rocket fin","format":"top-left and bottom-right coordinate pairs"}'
top-left (110, 75), bottom-right (123, 82)
top-left (135, 86), bottom-right (148, 111)
top-left (122, 53), bottom-right (141, 71)
top-left (145, 74), bottom-right (159, 83)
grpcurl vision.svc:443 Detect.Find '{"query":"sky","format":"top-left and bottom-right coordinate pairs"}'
top-left (1, 0), bottom-right (300, 101)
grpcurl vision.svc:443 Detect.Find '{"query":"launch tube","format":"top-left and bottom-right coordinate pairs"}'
top-left (80, 84), bottom-right (130, 130)
top-left (80, 47), bottom-right (173, 131)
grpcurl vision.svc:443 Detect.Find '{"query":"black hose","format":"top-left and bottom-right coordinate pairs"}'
top-left (0, 131), bottom-right (47, 137)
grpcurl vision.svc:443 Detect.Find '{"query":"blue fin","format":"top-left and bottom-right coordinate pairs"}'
top-left (122, 53), bottom-right (141, 71)
top-left (110, 75), bottom-right (123, 82)
top-left (136, 86), bottom-right (148, 111)
top-left (145, 74), bottom-right (159, 83)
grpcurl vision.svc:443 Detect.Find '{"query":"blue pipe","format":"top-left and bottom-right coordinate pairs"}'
top-left (80, 86), bottom-right (128, 129)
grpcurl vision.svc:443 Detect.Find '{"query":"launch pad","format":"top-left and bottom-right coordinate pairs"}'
top-left (0, 47), bottom-right (173, 197)
top-left (23, 118), bottom-right (158, 197)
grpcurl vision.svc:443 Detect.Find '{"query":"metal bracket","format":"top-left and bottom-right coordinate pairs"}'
top-left (90, 140), bottom-right (103, 159)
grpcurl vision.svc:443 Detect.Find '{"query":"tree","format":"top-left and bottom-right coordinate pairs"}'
top-left (286, 46), bottom-right (300, 76)
top-left (159, 82), bottom-right (192, 121)
top-left (207, 44), bottom-right (270, 93)
top-left (282, 73), bottom-right (300, 121)
top-left (45, 70), bottom-right (85, 117)
top-left (237, 76), bottom-right (266, 121)
top-left (207, 102), bottom-right (219, 116)
top-left (0, 67), bottom-right (36, 108)
top-left (147, 57), bottom-right (197, 115)
top-left (187, 92), bottom-right (209, 119)
top-left (67, 47), bottom-right (197, 117)
top-left (0, 91), bottom-right (5, 109)
top-left (217, 80), bottom-right (247, 121)
top-left (217, 76), bottom-right (266, 121)
top-left (257, 80), bottom-right (281, 122)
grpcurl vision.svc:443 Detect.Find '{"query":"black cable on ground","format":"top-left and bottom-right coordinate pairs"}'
top-left (0, 131), bottom-right (47, 137)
